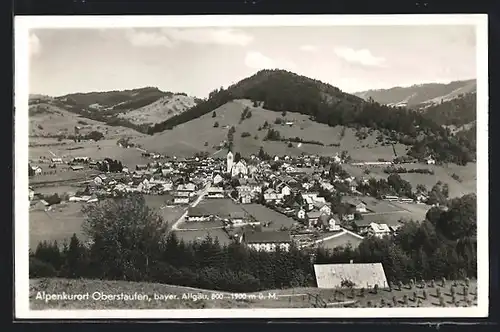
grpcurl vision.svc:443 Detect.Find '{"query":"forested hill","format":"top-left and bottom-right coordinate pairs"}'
top-left (422, 92), bottom-right (476, 127)
top-left (149, 69), bottom-right (476, 165)
top-left (354, 79), bottom-right (476, 107)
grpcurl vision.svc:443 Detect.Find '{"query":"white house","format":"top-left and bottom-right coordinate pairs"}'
top-left (244, 231), bottom-right (292, 252)
top-left (207, 186), bottom-right (225, 199)
top-left (213, 174), bottom-right (223, 185)
top-left (186, 207), bottom-right (212, 222)
top-left (33, 166), bottom-right (43, 175)
top-left (346, 199), bottom-right (367, 213)
top-left (426, 156), bottom-right (436, 165)
top-left (51, 158), bottom-right (63, 163)
top-left (369, 223), bottom-right (391, 238)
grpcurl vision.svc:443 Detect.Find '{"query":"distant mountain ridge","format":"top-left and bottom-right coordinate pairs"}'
top-left (354, 79), bottom-right (476, 107)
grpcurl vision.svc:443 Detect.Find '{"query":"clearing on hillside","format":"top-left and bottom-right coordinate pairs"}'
top-left (135, 99), bottom-right (408, 159)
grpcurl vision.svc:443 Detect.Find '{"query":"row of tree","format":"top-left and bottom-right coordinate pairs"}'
top-left (30, 193), bottom-right (476, 292)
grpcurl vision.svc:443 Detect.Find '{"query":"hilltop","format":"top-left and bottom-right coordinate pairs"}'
top-left (29, 103), bottom-right (146, 139)
top-left (354, 79), bottom-right (476, 107)
top-left (117, 93), bottom-right (199, 126)
top-left (29, 87), bottom-right (201, 133)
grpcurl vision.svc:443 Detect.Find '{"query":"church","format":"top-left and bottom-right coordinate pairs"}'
top-left (226, 151), bottom-right (248, 177)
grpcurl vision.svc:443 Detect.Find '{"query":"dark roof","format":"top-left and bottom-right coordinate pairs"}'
top-left (244, 231), bottom-right (291, 244)
top-left (188, 206), bottom-right (212, 217)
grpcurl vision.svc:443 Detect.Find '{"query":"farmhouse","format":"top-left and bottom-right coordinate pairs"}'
top-left (206, 186), bottom-right (225, 199)
top-left (51, 158), bottom-right (63, 163)
top-left (229, 211), bottom-right (246, 224)
top-left (177, 183), bottom-right (196, 192)
top-left (368, 223), bottom-right (391, 238)
top-left (173, 191), bottom-right (190, 205)
top-left (345, 199), bottom-right (367, 213)
top-left (313, 229), bottom-right (364, 250)
top-left (70, 165), bottom-right (84, 171)
top-left (307, 210), bottom-right (326, 224)
top-left (32, 166), bottom-right (43, 175)
top-left (382, 195), bottom-right (399, 201)
top-left (243, 231), bottom-right (292, 252)
top-left (186, 207), bottom-right (212, 222)
top-left (212, 174), bottom-right (223, 185)
top-left (313, 263), bottom-right (389, 289)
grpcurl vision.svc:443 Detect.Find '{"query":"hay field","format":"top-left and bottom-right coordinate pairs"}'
top-left (29, 103), bottom-right (145, 139)
top-left (242, 203), bottom-right (297, 231)
top-left (365, 163), bottom-right (477, 198)
top-left (29, 202), bottom-right (87, 250)
top-left (117, 94), bottom-right (197, 125)
top-left (136, 99), bottom-right (408, 159)
top-left (29, 138), bottom-right (151, 169)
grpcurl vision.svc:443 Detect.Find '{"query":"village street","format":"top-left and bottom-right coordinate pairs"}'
top-left (170, 182), bottom-right (212, 231)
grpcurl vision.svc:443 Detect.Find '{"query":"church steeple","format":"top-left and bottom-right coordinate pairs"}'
top-left (226, 150), bottom-right (234, 174)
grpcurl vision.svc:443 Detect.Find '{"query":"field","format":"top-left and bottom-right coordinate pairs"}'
top-left (29, 138), bottom-right (151, 169)
top-left (29, 103), bottom-right (145, 139)
top-left (29, 278), bottom-right (478, 310)
top-left (177, 219), bottom-right (225, 230)
top-left (195, 198), bottom-right (245, 216)
top-left (29, 195), bottom-right (185, 250)
top-left (135, 99), bottom-right (409, 159)
top-left (31, 185), bottom-right (81, 196)
top-left (363, 163), bottom-right (477, 198)
top-left (143, 195), bottom-right (185, 228)
top-left (117, 94), bottom-right (197, 125)
top-left (30, 202), bottom-right (87, 250)
top-left (242, 203), bottom-right (298, 231)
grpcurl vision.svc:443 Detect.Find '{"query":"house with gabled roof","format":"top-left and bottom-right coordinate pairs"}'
top-left (243, 231), bottom-right (292, 252)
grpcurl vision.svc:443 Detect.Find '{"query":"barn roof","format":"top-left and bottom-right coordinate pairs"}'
top-left (313, 263), bottom-right (388, 289)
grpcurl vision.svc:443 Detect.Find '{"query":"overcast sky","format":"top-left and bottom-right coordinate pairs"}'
top-left (28, 25), bottom-right (477, 98)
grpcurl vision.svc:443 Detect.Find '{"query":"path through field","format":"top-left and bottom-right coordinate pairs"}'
top-left (170, 183), bottom-right (211, 231)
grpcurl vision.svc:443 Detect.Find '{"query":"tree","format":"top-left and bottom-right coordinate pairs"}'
top-left (86, 131), bottom-right (104, 141)
top-left (28, 164), bottom-right (35, 177)
top-left (81, 195), bottom-right (167, 281)
top-left (212, 111), bottom-right (217, 118)
top-left (213, 121), bottom-right (219, 128)
top-left (434, 194), bottom-right (476, 240)
top-left (287, 142), bottom-right (293, 148)
top-left (234, 152), bottom-right (242, 163)
top-left (281, 111), bottom-right (287, 117)
top-left (61, 233), bottom-right (85, 277)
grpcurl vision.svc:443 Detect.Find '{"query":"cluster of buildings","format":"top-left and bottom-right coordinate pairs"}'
top-left (30, 148), bottom-right (432, 254)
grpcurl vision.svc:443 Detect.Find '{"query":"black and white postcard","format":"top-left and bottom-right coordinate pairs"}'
top-left (14, 14), bottom-right (488, 319)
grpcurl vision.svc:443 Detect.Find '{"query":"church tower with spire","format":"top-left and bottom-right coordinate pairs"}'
top-left (226, 150), bottom-right (234, 174)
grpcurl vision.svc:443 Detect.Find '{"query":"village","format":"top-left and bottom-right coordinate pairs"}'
top-left (29, 146), bottom-right (437, 253)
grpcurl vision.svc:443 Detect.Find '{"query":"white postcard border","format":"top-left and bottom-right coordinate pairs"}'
top-left (14, 14), bottom-right (489, 319)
